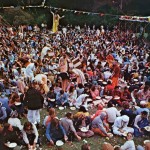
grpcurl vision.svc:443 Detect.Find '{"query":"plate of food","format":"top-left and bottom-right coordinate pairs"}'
top-left (144, 126), bottom-right (150, 132)
top-left (50, 99), bottom-right (55, 102)
top-left (70, 106), bottom-right (76, 111)
top-left (59, 107), bottom-right (64, 110)
top-left (114, 96), bottom-right (120, 100)
top-left (144, 140), bottom-right (150, 144)
top-left (7, 142), bottom-right (17, 148)
top-left (80, 127), bottom-right (88, 132)
top-left (56, 140), bottom-right (64, 146)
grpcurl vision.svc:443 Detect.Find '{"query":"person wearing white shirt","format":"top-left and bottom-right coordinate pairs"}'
top-left (106, 102), bottom-right (120, 125)
top-left (22, 121), bottom-right (39, 149)
top-left (120, 132), bottom-right (136, 150)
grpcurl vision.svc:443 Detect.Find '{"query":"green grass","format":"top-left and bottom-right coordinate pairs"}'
top-left (20, 107), bottom-right (148, 150)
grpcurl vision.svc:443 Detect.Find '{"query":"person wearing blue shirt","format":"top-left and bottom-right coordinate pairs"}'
top-left (56, 90), bottom-right (69, 106)
top-left (45, 118), bottom-right (68, 146)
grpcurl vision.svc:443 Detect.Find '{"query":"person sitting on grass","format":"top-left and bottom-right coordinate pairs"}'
top-left (46, 118), bottom-right (68, 146)
top-left (22, 121), bottom-right (40, 149)
top-left (91, 112), bottom-right (111, 137)
top-left (113, 115), bottom-right (134, 136)
top-left (133, 111), bottom-right (149, 137)
top-left (60, 112), bottom-right (81, 142)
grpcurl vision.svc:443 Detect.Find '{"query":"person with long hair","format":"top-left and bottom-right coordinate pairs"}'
top-left (50, 10), bottom-right (64, 33)
top-left (22, 121), bottom-right (39, 149)
top-left (46, 118), bottom-right (68, 146)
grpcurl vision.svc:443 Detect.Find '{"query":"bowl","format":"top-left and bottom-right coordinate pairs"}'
top-left (59, 107), bottom-right (64, 110)
top-left (80, 127), bottom-right (88, 132)
top-left (56, 140), bottom-right (64, 146)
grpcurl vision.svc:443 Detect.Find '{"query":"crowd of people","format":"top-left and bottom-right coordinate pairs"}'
top-left (0, 22), bottom-right (150, 150)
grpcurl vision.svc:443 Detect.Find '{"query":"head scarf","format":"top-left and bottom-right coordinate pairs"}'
top-left (122, 115), bottom-right (129, 122)
top-left (100, 112), bottom-right (107, 121)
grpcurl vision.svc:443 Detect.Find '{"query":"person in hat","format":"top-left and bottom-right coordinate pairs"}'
top-left (113, 115), bottom-right (134, 136)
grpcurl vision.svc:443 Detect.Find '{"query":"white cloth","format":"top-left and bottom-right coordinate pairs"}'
top-left (121, 140), bottom-right (136, 150)
top-left (106, 107), bottom-right (120, 123)
top-left (27, 109), bottom-right (40, 124)
top-left (8, 118), bottom-right (23, 130)
top-left (22, 123), bottom-right (39, 144)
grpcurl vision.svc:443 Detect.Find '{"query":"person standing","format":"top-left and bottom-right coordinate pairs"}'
top-left (24, 83), bottom-right (44, 125)
top-left (50, 10), bottom-right (64, 33)
top-left (111, 61), bottom-right (121, 87)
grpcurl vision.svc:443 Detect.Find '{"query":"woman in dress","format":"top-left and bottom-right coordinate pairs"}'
top-left (50, 10), bottom-right (64, 33)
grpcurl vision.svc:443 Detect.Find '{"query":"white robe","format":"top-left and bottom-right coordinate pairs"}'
top-left (113, 116), bottom-right (134, 136)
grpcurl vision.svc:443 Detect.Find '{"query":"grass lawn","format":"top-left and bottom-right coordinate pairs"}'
top-left (20, 107), bottom-right (147, 150)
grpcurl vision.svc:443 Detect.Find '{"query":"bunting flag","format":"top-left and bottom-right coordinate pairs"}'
top-left (119, 15), bottom-right (150, 23)
top-left (0, 0), bottom-right (149, 23)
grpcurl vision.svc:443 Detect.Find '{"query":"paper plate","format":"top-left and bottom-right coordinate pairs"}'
top-left (114, 145), bottom-right (120, 149)
top-left (8, 143), bottom-right (17, 148)
top-left (98, 79), bottom-right (103, 82)
top-left (144, 140), bottom-right (150, 144)
top-left (10, 86), bottom-right (17, 89)
top-left (122, 132), bottom-right (128, 136)
top-left (144, 126), bottom-right (150, 132)
top-left (70, 107), bottom-right (76, 110)
top-left (134, 106), bottom-right (140, 109)
top-left (107, 133), bottom-right (113, 137)
top-left (80, 127), bottom-right (88, 132)
top-left (59, 107), bottom-right (64, 110)
top-left (105, 96), bottom-right (112, 99)
top-left (56, 140), bottom-right (64, 146)
top-left (15, 102), bottom-right (21, 106)
top-left (50, 99), bottom-right (55, 102)
top-left (102, 82), bottom-right (107, 85)
top-left (96, 96), bottom-right (101, 99)
top-left (114, 96), bottom-right (120, 100)
top-left (86, 98), bottom-right (92, 102)
top-left (44, 72), bottom-right (48, 75)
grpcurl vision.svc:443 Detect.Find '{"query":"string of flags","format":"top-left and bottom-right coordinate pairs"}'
top-left (0, 0), bottom-right (150, 23)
